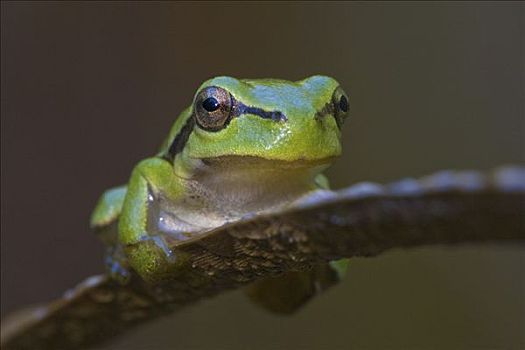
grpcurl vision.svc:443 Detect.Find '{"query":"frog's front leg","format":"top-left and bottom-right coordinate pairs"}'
top-left (90, 185), bottom-right (132, 283)
top-left (119, 157), bottom-right (189, 284)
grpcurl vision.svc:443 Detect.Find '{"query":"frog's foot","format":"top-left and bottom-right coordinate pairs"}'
top-left (244, 262), bottom-right (344, 314)
top-left (104, 246), bottom-right (131, 284)
top-left (124, 233), bottom-right (195, 284)
top-left (145, 234), bottom-right (178, 263)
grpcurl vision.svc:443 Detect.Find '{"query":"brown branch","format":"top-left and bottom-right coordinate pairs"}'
top-left (2, 166), bottom-right (524, 350)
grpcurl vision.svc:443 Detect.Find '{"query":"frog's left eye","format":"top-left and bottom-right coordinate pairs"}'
top-left (194, 86), bottom-right (233, 131)
top-left (331, 87), bottom-right (349, 128)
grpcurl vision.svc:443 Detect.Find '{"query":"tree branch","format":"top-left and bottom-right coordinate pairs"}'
top-left (2, 167), bottom-right (524, 350)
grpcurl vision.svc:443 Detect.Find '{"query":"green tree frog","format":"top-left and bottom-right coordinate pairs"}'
top-left (90, 76), bottom-right (350, 313)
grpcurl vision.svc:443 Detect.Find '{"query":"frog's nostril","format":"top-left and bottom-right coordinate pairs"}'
top-left (314, 101), bottom-right (335, 121)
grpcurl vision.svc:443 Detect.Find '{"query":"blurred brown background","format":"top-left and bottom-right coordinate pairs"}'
top-left (1, 2), bottom-right (524, 349)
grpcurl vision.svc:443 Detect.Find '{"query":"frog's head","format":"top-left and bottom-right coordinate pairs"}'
top-left (163, 76), bottom-right (349, 176)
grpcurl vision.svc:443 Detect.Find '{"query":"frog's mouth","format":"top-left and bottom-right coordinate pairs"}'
top-left (198, 155), bottom-right (338, 171)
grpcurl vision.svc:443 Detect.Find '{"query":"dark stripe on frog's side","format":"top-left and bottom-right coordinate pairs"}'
top-left (164, 116), bottom-right (195, 162)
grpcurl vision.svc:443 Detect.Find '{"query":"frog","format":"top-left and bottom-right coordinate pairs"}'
top-left (90, 75), bottom-right (350, 313)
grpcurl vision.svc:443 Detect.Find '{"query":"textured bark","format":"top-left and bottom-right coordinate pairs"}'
top-left (2, 167), bottom-right (524, 350)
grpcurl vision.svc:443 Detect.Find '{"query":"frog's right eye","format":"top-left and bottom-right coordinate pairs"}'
top-left (194, 86), bottom-right (233, 131)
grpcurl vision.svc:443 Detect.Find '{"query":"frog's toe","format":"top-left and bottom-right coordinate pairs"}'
top-left (104, 254), bottom-right (131, 284)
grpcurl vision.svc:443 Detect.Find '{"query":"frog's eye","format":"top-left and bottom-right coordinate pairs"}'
top-left (194, 86), bottom-right (233, 131)
top-left (331, 87), bottom-right (349, 128)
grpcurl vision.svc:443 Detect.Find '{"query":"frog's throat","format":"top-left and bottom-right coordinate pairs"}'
top-left (174, 155), bottom-right (335, 210)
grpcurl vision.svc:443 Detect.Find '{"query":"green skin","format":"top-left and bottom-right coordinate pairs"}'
top-left (91, 76), bottom-right (350, 313)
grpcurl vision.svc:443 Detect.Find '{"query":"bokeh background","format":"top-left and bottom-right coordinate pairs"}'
top-left (1, 2), bottom-right (524, 349)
